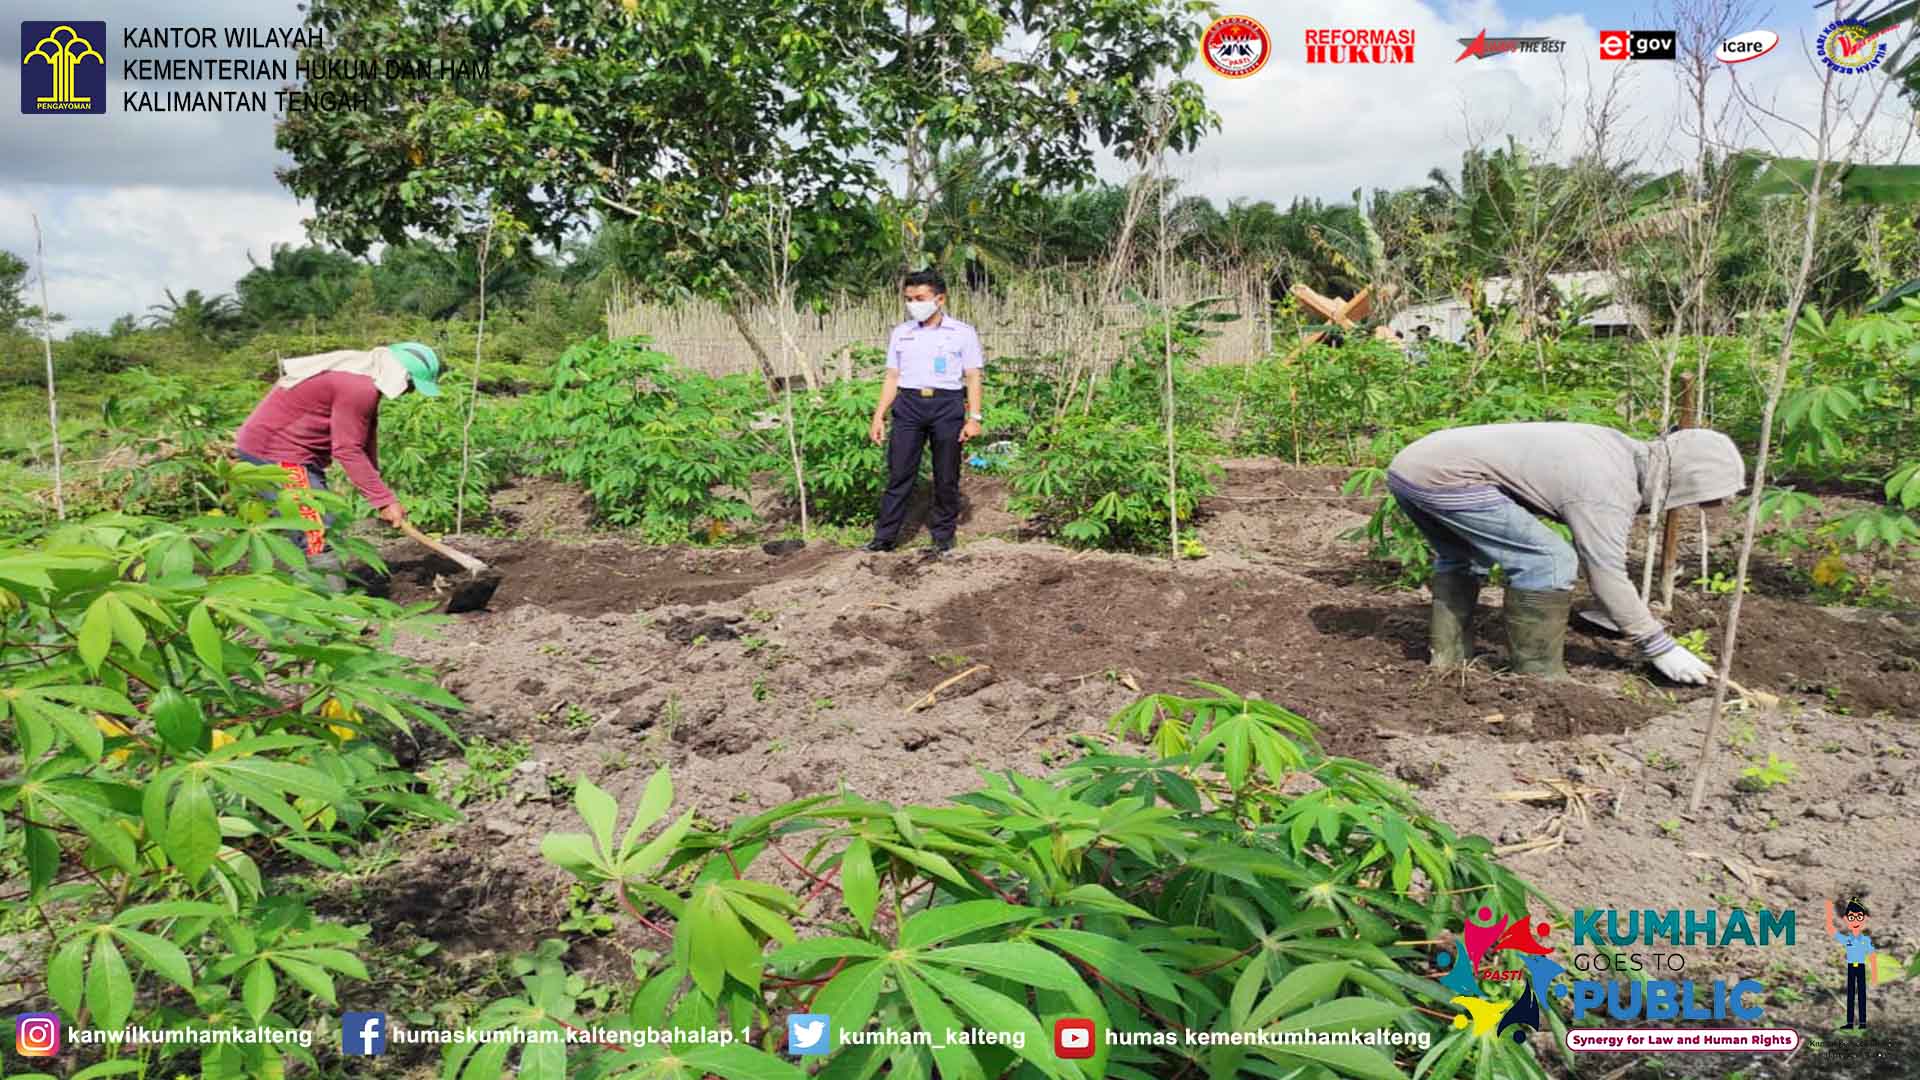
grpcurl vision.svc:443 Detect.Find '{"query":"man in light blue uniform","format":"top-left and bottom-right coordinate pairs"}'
top-left (1827, 897), bottom-right (1877, 1029)
top-left (866, 269), bottom-right (985, 556)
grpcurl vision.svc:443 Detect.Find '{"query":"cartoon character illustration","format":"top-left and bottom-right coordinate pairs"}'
top-left (1827, 896), bottom-right (1877, 1029)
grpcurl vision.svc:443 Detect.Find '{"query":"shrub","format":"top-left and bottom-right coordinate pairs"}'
top-left (782, 378), bottom-right (889, 525)
top-left (496, 683), bottom-right (1553, 1080)
top-left (353, 376), bottom-right (522, 532)
top-left (1009, 414), bottom-right (1218, 550)
top-left (0, 482), bottom-right (461, 1076)
top-left (1097, 296), bottom-right (1239, 444)
top-left (521, 338), bottom-right (764, 541)
top-left (96, 370), bottom-right (259, 517)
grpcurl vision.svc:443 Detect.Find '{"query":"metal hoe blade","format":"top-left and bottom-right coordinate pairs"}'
top-left (443, 570), bottom-right (502, 614)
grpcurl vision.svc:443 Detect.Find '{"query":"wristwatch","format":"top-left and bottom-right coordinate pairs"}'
top-left (967, 411), bottom-right (984, 422)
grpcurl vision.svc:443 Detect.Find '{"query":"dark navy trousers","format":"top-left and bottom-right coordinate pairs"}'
top-left (873, 388), bottom-right (965, 544)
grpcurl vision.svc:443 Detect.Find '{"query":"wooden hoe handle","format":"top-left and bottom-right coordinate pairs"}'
top-left (397, 521), bottom-right (490, 575)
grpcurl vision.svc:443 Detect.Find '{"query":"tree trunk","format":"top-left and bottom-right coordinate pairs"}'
top-left (724, 301), bottom-right (782, 397)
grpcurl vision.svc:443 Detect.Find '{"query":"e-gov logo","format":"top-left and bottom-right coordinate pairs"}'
top-left (21, 22), bottom-right (106, 114)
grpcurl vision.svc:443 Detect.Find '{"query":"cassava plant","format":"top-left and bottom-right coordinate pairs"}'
top-left (368, 376), bottom-right (522, 532)
top-left (1009, 415), bottom-right (1217, 551)
top-left (520, 338), bottom-right (763, 541)
top-left (507, 683), bottom-right (1557, 1080)
top-left (0, 469), bottom-right (462, 1076)
top-left (780, 379), bottom-right (890, 525)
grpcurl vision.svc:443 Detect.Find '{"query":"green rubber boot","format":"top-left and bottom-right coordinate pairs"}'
top-left (1427, 572), bottom-right (1481, 668)
top-left (1504, 588), bottom-right (1572, 680)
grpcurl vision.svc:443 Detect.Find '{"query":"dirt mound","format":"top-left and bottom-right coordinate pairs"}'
top-left (1670, 593), bottom-right (1920, 716)
top-left (878, 561), bottom-right (1682, 759)
top-left (342, 461), bottom-right (1919, 1062)
top-left (381, 537), bottom-right (843, 615)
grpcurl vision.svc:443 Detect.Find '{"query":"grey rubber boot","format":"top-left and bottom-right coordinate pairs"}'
top-left (1504, 588), bottom-right (1572, 680)
top-left (308, 552), bottom-right (349, 594)
top-left (1426, 572), bottom-right (1481, 668)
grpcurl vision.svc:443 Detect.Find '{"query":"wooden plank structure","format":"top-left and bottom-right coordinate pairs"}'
top-left (1291, 283), bottom-right (1402, 347)
top-left (1290, 283), bottom-right (1372, 344)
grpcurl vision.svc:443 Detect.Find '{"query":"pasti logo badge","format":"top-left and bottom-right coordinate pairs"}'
top-left (1201, 16), bottom-right (1270, 78)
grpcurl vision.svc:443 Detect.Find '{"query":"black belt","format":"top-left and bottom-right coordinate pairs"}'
top-left (904, 387), bottom-right (964, 397)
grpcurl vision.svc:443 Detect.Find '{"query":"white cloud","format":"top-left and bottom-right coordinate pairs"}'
top-left (3, 0), bottom-right (1915, 330)
top-left (0, 186), bottom-right (310, 330)
top-left (1175, 1), bottom-right (1915, 209)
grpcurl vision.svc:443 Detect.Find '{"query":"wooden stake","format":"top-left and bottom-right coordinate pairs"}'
top-left (1657, 373), bottom-right (1699, 606)
top-left (32, 214), bottom-right (63, 520)
top-left (456, 213), bottom-right (493, 537)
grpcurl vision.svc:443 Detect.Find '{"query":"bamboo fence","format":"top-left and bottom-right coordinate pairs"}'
top-left (605, 265), bottom-right (1273, 381)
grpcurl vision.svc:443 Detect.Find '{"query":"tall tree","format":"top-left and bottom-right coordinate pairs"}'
top-left (0, 249), bottom-right (62, 333)
top-left (0, 251), bottom-right (30, 333)
top-left (276, 0), bottom-right (1215, 388)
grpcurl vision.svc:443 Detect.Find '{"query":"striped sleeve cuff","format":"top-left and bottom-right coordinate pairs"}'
top-left (1634, 631), bottom-right (1678, 659)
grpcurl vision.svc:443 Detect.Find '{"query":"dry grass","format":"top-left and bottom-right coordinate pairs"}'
top-left (605, 265), bottom-right (1274, 380)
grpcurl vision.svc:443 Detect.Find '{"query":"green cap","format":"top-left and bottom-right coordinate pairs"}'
top-left (389, 342), bottom-right (442, 396)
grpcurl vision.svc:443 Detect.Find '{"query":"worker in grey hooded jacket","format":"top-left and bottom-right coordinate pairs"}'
top-left (1387, 423), bottom-right (1746, 683)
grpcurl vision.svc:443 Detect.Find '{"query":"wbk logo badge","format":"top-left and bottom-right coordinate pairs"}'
top-left (21, 21), bottom-right (107, 114)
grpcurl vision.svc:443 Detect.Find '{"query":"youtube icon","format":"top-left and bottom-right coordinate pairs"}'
top-left (1600, 29), bottom-right (1677, 60)
top-left (1054, 1018), bottom-right (1096, 1059)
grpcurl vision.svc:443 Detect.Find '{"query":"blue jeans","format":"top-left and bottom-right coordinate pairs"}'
top-left (1392, 487), bottom-right (1578, 592)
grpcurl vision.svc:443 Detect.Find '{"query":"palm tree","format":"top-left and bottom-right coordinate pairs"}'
top-left (143, 288), bottom-right (240, 340)
top-left (373, 241), bottom-right (543, 319)
top-left (915, 147), bottom-right (1033, 289)
top-left (235, 243), bottom-right (362, 325)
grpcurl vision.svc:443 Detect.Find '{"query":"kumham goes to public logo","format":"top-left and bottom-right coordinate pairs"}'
top-left (21, 21), bottom-right (107, 114)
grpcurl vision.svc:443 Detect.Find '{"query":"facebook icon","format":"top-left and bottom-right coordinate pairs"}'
top-left (342, 1011), bottom-right (387, 1056)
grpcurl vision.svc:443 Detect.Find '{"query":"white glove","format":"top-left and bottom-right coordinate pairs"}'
top-left (1652, 646), bottom-right (1714, 685)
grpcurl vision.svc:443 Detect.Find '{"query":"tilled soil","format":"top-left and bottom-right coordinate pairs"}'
top-left (353, 460), bottom-right (1919, 1076)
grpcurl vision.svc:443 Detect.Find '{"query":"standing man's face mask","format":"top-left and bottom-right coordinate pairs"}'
top-left (905, 299), bottom-right (939, 322)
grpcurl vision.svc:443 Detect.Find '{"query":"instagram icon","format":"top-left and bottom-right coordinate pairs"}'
top-left (15, 1012), bottom-right (61, 1056)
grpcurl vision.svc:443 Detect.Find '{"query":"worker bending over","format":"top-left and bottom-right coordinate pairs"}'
top-left (233, 343), bottom-right (442, 579)
top-left (1388, 422), bottom-right (1745, 684)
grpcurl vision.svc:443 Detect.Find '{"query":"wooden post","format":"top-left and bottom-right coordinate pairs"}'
top-left (1658, 374), bottom-right (1700, 607)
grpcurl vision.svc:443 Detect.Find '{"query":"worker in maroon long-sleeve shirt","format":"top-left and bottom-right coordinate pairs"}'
top-left (233, 343), bottom-right (442, 567)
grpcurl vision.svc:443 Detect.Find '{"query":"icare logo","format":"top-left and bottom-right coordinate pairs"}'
top-left (15, 1012), bottom-right (62, 1057)
top-left (1716, 29), bottom-right (1778, 64)
top-left (1600, 29), bottom-right (1677, 60)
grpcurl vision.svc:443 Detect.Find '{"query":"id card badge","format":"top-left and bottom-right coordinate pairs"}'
top-left (933, 356), bottom-right (947, 374)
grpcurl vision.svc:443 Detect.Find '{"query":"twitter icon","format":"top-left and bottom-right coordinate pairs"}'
top-left (786, 1013), bottom-right (831, 1056)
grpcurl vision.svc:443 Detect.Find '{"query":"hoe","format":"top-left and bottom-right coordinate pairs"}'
top-left (396, 522), bottom-right (502, 613)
